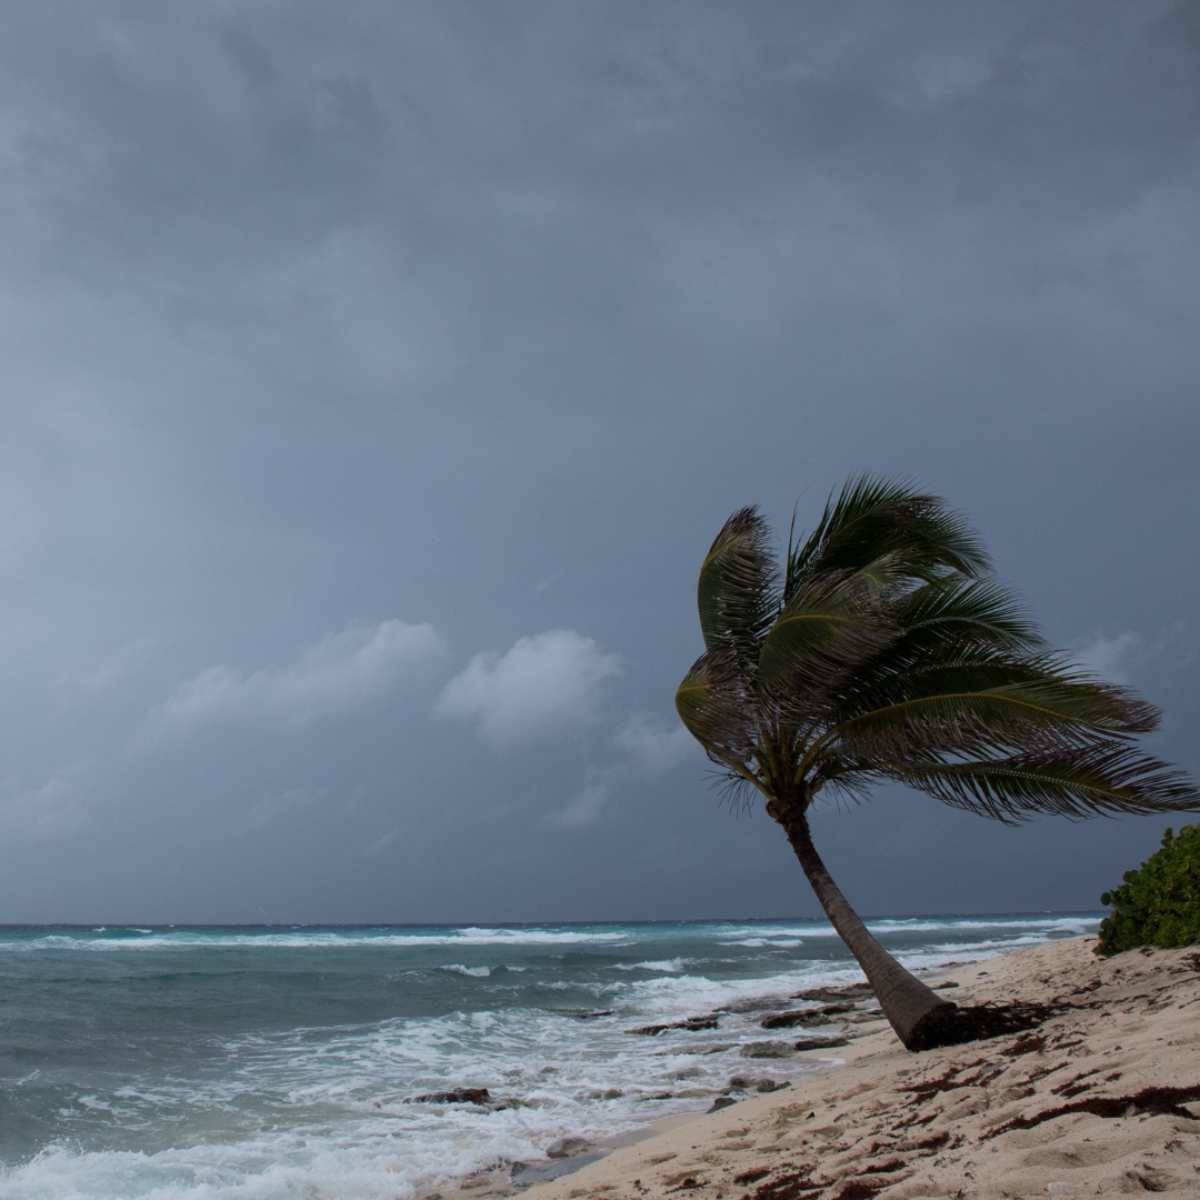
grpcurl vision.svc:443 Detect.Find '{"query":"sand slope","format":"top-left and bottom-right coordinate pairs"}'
top-left (523, 939), bottom-right (1200, 1200)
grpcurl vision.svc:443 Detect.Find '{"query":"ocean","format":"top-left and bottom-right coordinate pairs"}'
top-left (0, 915), bottom-right (1098, 1200)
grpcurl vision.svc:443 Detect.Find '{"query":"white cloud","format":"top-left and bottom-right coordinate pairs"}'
top-left (1073, 624), bottom-right (1189, 686)
top-left (613, 713), bottom-right (695, 775)
top-left (551, 715), bottom-right (695, 829)
top-left (146, 619), bottom-right (445, 737)
top-left (437, 629), bottom-right (622, 750)
top-left (1074, 630), bottom-right (1146, 684)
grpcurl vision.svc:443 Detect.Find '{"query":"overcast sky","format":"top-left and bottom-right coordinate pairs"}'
top-left (0, 0), bottom-right (1196, 923)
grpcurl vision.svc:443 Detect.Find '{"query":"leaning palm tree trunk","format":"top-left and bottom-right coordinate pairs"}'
top-left (780, 810), bottom-right (955, 1050)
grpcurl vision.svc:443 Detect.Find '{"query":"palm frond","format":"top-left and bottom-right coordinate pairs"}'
top-left (827, 648), bottom-right (1151, 724)
top-left (674, 649), bottom-right (761, 771)
top-left (879, 744), bottom-right (1200, 823)
top-left (811, 675), bottom-right (1161, 772)
top-left (895, 578), bottom-right (1042, 652)
top-left (697, 507), bottom-right (779, 665)
top-left (708, 767), bottom-right (762, 816)
top-left (785, 475), bottom-right (989, 601)
top-left (678, 474), bottom-right (1197, 831)
top-left (757, 573), bottom-right (895, 688)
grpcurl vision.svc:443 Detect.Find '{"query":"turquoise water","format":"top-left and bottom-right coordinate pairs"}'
top-left (0, 915), bottom-right (1098, 1199)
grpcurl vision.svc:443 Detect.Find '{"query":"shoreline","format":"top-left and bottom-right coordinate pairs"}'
top-left (419, 953), bottom-right (980, 1200)
top-left (440, 937), bottom-right (1200, 1200)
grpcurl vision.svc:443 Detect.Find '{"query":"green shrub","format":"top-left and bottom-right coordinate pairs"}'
top-left (1095, 824), bottom-right (1200, 957)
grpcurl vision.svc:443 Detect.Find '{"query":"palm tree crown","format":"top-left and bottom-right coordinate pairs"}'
top-left (676, 476), bottom-right (1198, 1050)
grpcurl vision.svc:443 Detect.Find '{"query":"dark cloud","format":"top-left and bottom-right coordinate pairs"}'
top-left (0, 1), bottom-right (1195, 921)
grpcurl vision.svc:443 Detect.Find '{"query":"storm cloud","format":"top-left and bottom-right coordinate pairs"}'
top-left (0, 0), bottom-right (1195, 922)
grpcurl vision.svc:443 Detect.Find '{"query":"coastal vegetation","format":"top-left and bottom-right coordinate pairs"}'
top-left (675, 475), bottom-right (1199, 1050)
top-left (1097, 823), bottom-right (1200, 956)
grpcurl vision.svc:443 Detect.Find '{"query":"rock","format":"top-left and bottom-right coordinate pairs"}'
top-left (547, 1137), bottom-right (591, 1159)
top-left (729, 1073), bottom-right (790, 1092)
top-left (551, 1008), bottom-right (615, 1020)
top-left (760, 1004), bottom-right (854, 1029)
top-left (405, 1087), bottom-right (491, 1105)
top-left (626, 1016), bottom-right (720, 1035)
top-left (707, 1096), bottom-right (738, 1112)
top-left (793, 985), bottom-right (873, 1003)
top-left (792, 1036), bottom-right (850, 1051)
top-left (739, 1040), bottom-right (798, 1059)
top-left (654, 1042), bottom-right (733, 1056)
top-left (758, 1010), bottom-right (813, 1029)
top-left (714, 996), bottom-right (792, 1015)
top-left (843, 1009), bottom-right (885, 1024)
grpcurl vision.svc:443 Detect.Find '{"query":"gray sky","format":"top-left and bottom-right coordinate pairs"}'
top-left (0, 0), bottom-right (1196, 923)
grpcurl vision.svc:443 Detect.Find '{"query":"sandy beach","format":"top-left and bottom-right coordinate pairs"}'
top-left (497, 938), bottom-right (1200, 1200)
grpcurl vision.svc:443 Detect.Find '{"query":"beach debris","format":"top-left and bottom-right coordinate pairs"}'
top-left (547, 1136), bottom-right (591, 1158)
top-left (734, 1167), bottom-right (772, 1185)
top-left (983, 1083), bottom-right (1200, 1138)
top-left (404, 1087), bottom-right (491, 1105)
top-left (859, 1158), bottom-right (906, 1175)
top-left (627, 1016), bottom-right (720, 1035)
top-left (739, 1040), bottom-right (798, 1058)
top-left (742, 1164), bottom-right (824, 1200)
top-left (900, 1058), bottom-right (1002, 1099)
top-left (907, 999), bottom-right (1068, 1049)
top-left (1001, 1031), bottom-right (1048, 1057)
top-left (793, 1035), bottom-right (850, 1051)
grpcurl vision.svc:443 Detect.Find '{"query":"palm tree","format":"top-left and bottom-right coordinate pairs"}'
top-left (676, 477), bottom-right (1199, 1051)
